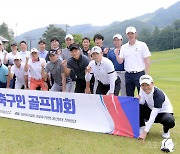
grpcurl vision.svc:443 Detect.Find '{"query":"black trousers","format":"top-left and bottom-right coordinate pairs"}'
top-left (96, 76), bottom-right (120, 96)
top-left (125, 71), bottom-right (145, 97)
top-left (140, 104), bottom-right (175, 133)
top-left (75, 79), bottom-right (86, 93)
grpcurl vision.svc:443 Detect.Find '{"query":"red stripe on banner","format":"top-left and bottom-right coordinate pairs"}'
top-left (103, 95), bottom-right (134, 138)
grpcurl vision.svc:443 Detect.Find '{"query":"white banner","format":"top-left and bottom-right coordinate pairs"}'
top-left (0, 89), bottom-right (114, 133)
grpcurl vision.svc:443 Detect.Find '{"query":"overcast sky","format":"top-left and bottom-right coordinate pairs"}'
top-left (0, 0), bottom-right (179, 36)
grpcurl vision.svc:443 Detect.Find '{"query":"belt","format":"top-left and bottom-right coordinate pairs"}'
top-left (126, 71), bottom-right (144, 74)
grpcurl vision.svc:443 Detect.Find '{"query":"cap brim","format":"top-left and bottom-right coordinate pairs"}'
top-left (140, 80), bottom-right (151, 85)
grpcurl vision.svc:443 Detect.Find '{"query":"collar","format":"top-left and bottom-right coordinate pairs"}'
top-left (20, 50), bottom-right (28, 53)
top-left (83, 48), bottom-right (90, 52)
top-left (95, 57), bottom-right (104, 66)
top-left (73, 54), bottom-right (82, 61)
top-left (39, 50), bottom-right (46, 53)
top-left (128, 40), bottom-right (138, 46)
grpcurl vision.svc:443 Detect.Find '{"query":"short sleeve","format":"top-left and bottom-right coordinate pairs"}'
top-left (142, 42), bottom-right (151, 58)
top-left (153, 88), bottom-right (165, 108)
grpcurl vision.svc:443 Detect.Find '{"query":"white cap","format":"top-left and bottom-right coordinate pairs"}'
top-left (126, 26), bottom-right (136, 34)
top-left (31, 48), bottom-right (38, 53)
top-left (113, 34), bottom-right (123, 40)
top-left (13, 55), bottom-right (21, 60)
top-left (65, 34), bottom-right (73, 40)
top-left (139, 75), bottom-right (153, 85)
top-left (91, 46), bottom-right (102, 54)
top-left (0, 40), bottom-right (2, 44)
top-left (161, 139), bottom-right (174, 152)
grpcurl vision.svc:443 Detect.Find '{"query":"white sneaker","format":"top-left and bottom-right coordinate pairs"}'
top-left (162, 131), bottom-right (170, 139)
top-left (140, 126), bottom-right (145, 134)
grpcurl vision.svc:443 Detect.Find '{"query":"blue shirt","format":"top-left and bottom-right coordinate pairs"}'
top-left (38, 50), bottom-right (48, 59)
top-left (107, 48), bottom-right (125, 71)
top-left (0, 64), bottom-right (8, 83)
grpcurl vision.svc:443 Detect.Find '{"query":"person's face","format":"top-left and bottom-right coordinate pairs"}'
top-left (20, 43), bottom-right (27, 51)
top-left (51, 40), bottom-right (59, 49)
top-left (31, 52), bottom-right (39, 60)
top-left (141, 83), bottom-right (153, 94)
top-left (91, 52), bottom-right (103, 62)
top-left (49, 54), bottom-right (58, 63)
top-left (14, 59), bottom-right (21, 67)
top-left (65, 38), bottom-right (74, 47)
top-left (11, 45), bottom-right (18, 51)
top-left (70, 49), bottom-right (80, 60)
top-left (113, 38), bottom-right (123, 48)
top-left (94, 38), bottom-right (103, 47)
top-left (126, 32), bottom-right (136, 42)
top-left (82, 39), bottom-right (90, 49)
top-left (38, 43), bottom-right (46, 51)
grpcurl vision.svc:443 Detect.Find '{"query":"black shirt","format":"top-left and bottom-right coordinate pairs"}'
top-left (67, 55), bottom-right (89, 80)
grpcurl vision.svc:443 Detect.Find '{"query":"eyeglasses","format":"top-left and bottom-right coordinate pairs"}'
top-left (31, 52), bottom-right (38, 54)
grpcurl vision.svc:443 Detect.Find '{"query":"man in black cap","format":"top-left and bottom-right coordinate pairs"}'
top-left (62, 43), bottom-right (90, 93)
top-left (42, 49), bottom-right (66, 92)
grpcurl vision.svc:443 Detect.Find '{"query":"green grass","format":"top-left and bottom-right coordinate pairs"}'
top-left (0, 49), bottom-right (180, 154)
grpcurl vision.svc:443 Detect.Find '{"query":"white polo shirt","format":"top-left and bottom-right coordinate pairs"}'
top-left (85, 57), bottom-right (117, 94)
top-left (11, 62), bottom-right (27, 84)
top-left (139, 86), bottom-right (173, 132)
top-left (119, 40), bottom-right (151, 72)
top-left (28, 58), bottom-right (46, 80)
top-left (19, 51), bottom-right (31, 63)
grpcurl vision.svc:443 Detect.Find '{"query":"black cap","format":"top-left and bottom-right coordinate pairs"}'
top-left (50, 36), bottom-right (60, 43)
top-left (48, 49), bottom-right (57, 55)
top-left (69, 43), bottom-right (80, 51)
top-left (11, 42), bottom-right (17, 46)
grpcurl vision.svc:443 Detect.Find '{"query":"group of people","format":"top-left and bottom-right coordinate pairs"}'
top-left (0, 26), bottom-right (175, 140)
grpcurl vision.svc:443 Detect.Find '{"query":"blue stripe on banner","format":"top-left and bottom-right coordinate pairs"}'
top-left (117, 96), bottom-right (140, 138)
top-left (99, 95), bottom-right (106, 108)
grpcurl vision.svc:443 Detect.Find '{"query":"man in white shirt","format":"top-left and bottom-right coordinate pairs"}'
top-left (85, 46), bottom-right (120, 96)
top-left (7, 55), bottom-right (27, 89)
top-left (24, 48), bottom-right (47, 91)
top-left (138, 75), bottom-right (175, 141)
top-left (117, 26), bottom-right (151, 96)
top-left (18, 41), bottom-right (30, 63)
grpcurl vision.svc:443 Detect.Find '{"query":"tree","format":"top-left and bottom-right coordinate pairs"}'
top-left (138, 28), bottom-right (153, 51)
top-left (173, 19), bottom-right (180, 31)
top-left (0, 22), bottom-right (14, 42)
top-left (0, 22), bottom-right (14, 51)
top-left (151, 26), bottom-right (161, 51)
top-left (158, 26), bottom-right (174, 51)
top-left (42, 24), bottom-right (66, 50)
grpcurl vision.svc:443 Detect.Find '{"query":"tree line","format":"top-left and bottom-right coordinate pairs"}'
top-left (0, 19), bottom-right (180, 52)
top-left (138, 19), bottom-right (180, 51)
